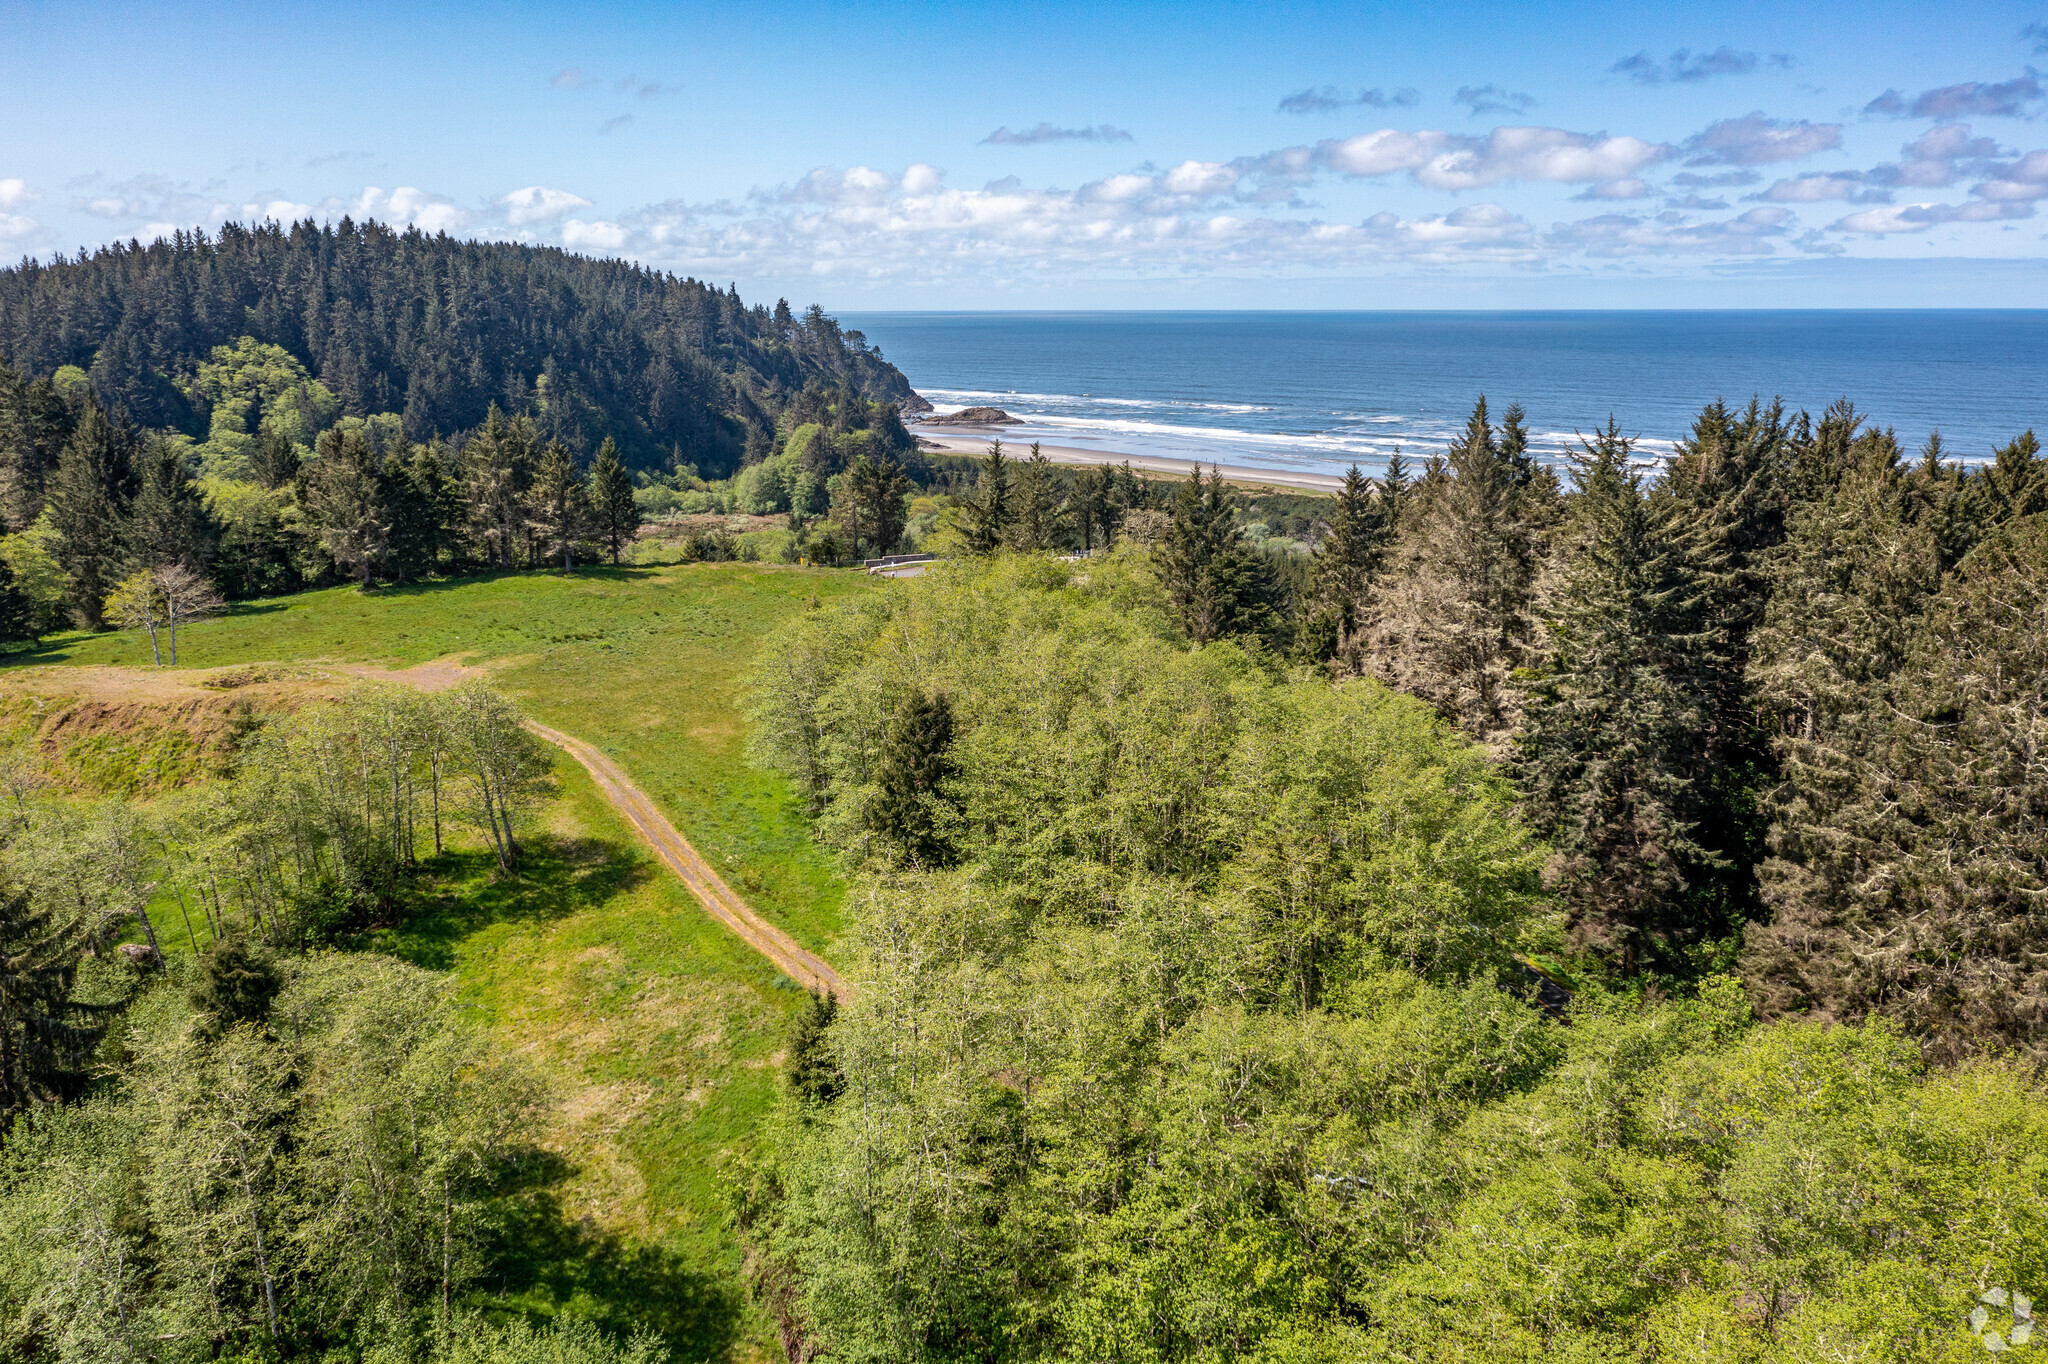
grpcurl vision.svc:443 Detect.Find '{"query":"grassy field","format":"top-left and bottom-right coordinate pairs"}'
top-left (2, 562), bottom-right (877, 1360)
top-left (15, 562), bottom-right (871, 954)
top-left (395, 759), bottom-right (808, 1358)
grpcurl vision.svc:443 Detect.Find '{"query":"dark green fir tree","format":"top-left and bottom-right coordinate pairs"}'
top-left (864, 689), bottom-right (960, 868)
top-left (589, 436), bottom-right (640, 565)
top-left (1518, 420), bottom-right (1723, 979)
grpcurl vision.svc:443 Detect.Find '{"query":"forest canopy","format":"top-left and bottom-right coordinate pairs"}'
top-left (0, 218), bottom-right (910, 475)
top-left (736, 551), bottom-right (2048, 1364)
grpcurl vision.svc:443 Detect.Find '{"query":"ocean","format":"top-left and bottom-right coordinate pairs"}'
top-left (838, 311), bottom-right (2048, 478)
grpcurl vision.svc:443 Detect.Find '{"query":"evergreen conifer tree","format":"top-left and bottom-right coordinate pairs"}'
top-left (463, 408), bottom-right (537, 568)
top-left (966, 441), bottom-right (1013, 554)
top-left (189, 930), bottom-right (283, 1032)
top-left (250, 426), bottom-right (300, 490)
top-left (0, 365), bottom-right (75, 531)
top-left (380, 442), bottom-right (438, 583)
top-left (127, 433), bottom-right (217, 572)
top-left (1519, 421), bottom-right (1723, 978)
top-left (1156, 467), bottom-right (1274, 645)
top-left (783, 990), bottom-right (842, 1104)
top-left (1073, 466), bottom-right (1111, 551)
top-left (1657, 397), bottom-right (1799, 939)
top-left (0, 558), bottom-right (34, 647)
top-left (1314, 464), bottom-right (1384, 647)
top-left (408, 440), bottom-right (465, 571)
top-left (0, 880), bottom-right (120, 1134)
top-left (589, 436), bottom-right (640, 565)
top-left (308, 427), bottom-right (389, 588)
top-left (1008, 444), bottom-right (1069, 551)
top-left (1743, 514), bottom-right (2048, 1061)
top-left (1359, 398), bottom-right (1538, 743)
top-left (526, 439), bottom-right (591, 572)
top-left (863, 689), bottom-right (959, 867)
top-left (1381, 446), bottom-right (1409, 532)
top-left (843, 452), bottom-right (911, 559)
top-left (48, 396), bottom-right (139, 629)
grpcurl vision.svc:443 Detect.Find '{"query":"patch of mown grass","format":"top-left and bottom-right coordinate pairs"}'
top-left (15, 563), bottom-right (869, 956)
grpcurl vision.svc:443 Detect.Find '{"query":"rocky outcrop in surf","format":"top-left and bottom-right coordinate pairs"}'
top-left (941, 406), bottom-right (1022, 425)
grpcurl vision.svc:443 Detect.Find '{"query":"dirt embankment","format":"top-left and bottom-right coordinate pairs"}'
top-left (0, 660), bottom-right (479, 796)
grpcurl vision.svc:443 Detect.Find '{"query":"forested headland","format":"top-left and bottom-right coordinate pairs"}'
top-left (0, 219), bottom-right (921, 626)
top-left (3, 220), bottom-right (2048, 1362)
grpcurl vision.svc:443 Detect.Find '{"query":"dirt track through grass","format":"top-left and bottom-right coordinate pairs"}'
top-left (526, 719), bottom-right (847, 1000)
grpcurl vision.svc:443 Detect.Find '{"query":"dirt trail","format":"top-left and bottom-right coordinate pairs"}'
top-left (355, 660), bottom-right (849, 998)
top-left (522, 719), bottom-right (847, 1000)
top-left (0, 657), bottom-right (849, 1000)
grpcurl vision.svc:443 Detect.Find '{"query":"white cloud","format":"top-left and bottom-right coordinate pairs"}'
top-left (1310, 126), bottom-right (1667, 189)
top-left (1611, 47), bottom-right (1790, 85)
top-left (1315, 129), bottom-right (1449, 178)
top-left (353, 186), bottom-right (466, 233)
top-left (1548, 205), bottom-right (1794, 255)
top-left (73, 174), bottom-right (232, 225)
top-left (0, 179), bottom-right (34, 210)
top-left (1832, 200), bottom-right (2034, 233)
top-left (983, 123), bottom-right (1133, 145)
top-left (1754, 173), bottom-right (1886, 202)
top-left (1160, 160), bottom-right (1240, 196)
top-left (561, 219), bottom-right (628, 249)
top-left (1974, 149), bottom-right (2048, 201)
top-left (1412, 127), bottom-right (1669, 189)
top-left (782, 165), bottom-right (897, 206)
top-left (1864, 73), bottom-right (2045, 120)
top-left (0, 213), bottom-right (41, 243)
top-left (499, 185), bottom-right (593, 224)
top-left (1454, 85), bottom-right (1537, 116)
top-left (1574, 178), bottom-right (1655, 200)
top-left (597, 167), bottom-right (1550, 279)
top-left (1684, 112), bottom-right (1842, 166)
top-left (1278, 86), bottom-right (1419, 115)
top-left (245, 198), bottom-right (313, 223)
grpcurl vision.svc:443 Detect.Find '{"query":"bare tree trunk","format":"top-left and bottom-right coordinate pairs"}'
top-left (133, 897), bottom-right (162, 958)
top-left (174, 885), bottom-right (200, 951)
top-left (441, 1174), bottom-right (454, 1341)
top-left (241, 1170), bottom-right (280, 1337)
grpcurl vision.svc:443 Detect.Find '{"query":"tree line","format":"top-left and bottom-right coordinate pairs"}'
top-left (737, 551), bottom-right (2048, 1364)
top-left (0, 333), bottom-right (945, 639)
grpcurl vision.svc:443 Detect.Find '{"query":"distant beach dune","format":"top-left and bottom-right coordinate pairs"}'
top-left (916, 426), bottom-right (1345, 493)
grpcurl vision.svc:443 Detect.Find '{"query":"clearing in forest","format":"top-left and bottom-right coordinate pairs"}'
top-left (0, 561), bottom-right (871, 1357)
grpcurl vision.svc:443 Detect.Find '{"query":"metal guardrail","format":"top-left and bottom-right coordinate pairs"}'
top-left (863, 553), bottom-right (939, 576)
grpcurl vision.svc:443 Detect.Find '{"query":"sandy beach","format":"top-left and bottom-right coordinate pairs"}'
top-left (915, 426), bottom-right (1346, 494)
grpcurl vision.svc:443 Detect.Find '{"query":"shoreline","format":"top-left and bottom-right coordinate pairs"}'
top-left (914, 427), bottom-right (1346, 493)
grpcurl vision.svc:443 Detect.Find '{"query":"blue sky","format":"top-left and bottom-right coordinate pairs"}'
top-left (5, 0), bottom-right (2048, 307)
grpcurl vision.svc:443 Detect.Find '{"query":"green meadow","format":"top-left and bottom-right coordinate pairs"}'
top-left (4, 562), bottom-right (876, 1359)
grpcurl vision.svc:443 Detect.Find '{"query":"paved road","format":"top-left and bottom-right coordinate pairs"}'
top-left (523, 720), bottom-right (849, 1001)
